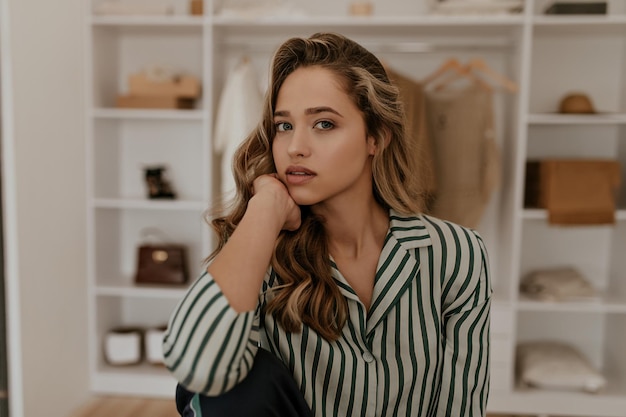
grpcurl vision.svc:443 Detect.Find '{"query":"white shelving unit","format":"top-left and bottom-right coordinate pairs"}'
top-left (85, 0), bottom-right (212, 397)
top-left (84, 0), bottom-right (626, 415)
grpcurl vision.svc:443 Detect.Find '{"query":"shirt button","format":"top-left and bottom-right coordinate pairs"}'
top-left (362, 351), bottom-right (374, 363)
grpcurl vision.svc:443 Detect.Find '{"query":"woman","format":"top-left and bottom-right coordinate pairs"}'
top-left (163, 32), bottom-right (492, 417)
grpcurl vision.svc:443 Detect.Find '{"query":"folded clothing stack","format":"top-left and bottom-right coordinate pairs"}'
top-left (517, 340), bottom-right (606, 393)
top-left (520, 266), bottom-right (597, 302)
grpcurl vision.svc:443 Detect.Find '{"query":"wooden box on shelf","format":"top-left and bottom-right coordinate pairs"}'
top-left (128, 73), bottom-right (201, 99)
top-left (525, 159), bottom-right (621, 224)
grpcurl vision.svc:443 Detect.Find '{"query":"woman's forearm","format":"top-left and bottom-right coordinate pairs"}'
top-left (208, 194), bottom-right (287, 312)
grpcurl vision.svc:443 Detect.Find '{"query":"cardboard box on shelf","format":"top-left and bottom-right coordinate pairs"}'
top-left (533, 159), bottom-right (621, 225)
top-left (116, 95), bottom-right (195, 109)
top-left (128, 73), bottom-right (201, 99)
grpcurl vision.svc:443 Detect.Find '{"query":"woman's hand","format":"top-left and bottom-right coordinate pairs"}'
top-left (252, 174), bottom-right (301, 231)
top-left (205, 174), bottom-right (300, 313)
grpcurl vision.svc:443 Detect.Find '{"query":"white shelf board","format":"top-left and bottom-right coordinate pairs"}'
top-left (92, 108), bottom-right (205, 121)
top-left (532, 15), bottom-right (626, 35)
top-left (528, 113), bottom-right (626, 125)
top-left (211, 14), bottom-right (525, 27)
top-left (517, 295), bottom-right (626, 314)
top-left (94, 282), bottom-right (190, 299)
top-left (533, 15), bottom-right (626, 26)
top-left (90, 15), bottom-right (205, 26)
top-left (489, 383), bottom-right (626, 417)
top-left (521, 208), bottom-right (546, 220)
top-left (522, 209), bottom-right (626, 221)
top-left (211, 14), bottom-right (524, 42)
top-left (211, 14), bottom-right (524, 39)
top-left (92, 365), bottom-right (177, 398)
top-left (93, 198), bottom-right (206, 211)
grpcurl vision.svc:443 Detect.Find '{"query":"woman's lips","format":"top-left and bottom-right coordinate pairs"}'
top-left (285, 166), bottom-right (316, 185)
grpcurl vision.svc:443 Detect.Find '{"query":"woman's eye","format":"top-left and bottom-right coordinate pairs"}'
top-left (275, 122), bottom-right (292, 132)
top-left (314, 120), bottom-right (334, 130)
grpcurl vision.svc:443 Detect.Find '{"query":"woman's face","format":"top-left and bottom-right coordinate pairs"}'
top-left (272, 66), bottom-right (377, 207)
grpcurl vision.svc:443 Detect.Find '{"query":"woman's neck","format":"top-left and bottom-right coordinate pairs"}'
top-left (313, 199), bottom-right (389, 260)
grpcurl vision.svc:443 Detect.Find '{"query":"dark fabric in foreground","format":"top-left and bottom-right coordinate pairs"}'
top-left (175, 348), bottom-right (312, 417)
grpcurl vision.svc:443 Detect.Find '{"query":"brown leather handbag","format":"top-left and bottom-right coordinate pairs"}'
top-left (135, 244), bottom-right (189, 285)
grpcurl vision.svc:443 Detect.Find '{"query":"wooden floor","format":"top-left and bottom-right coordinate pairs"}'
top-left (69, 396), bottom-right (179, 417)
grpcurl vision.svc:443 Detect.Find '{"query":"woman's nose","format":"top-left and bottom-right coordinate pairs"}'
top-left (287, 127), bottom-right (311, 158)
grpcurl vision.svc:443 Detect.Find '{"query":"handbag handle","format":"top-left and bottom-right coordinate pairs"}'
top-left (139, 227), bottom-right (173, 245)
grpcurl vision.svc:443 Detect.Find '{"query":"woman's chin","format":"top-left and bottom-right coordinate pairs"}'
top-left (293, 198), bottom-right (319, 207)
top-left (289, 192), bottom-right (322, 207)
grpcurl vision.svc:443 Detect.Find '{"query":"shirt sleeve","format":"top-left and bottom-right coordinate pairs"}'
top-left (436, 229), bottom-right (492, 417)
top-left (162, 270), bottom-right (266, 396)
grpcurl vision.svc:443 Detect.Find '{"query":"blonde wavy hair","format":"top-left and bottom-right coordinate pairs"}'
top-left (208, 32), bottom-right (425, 341)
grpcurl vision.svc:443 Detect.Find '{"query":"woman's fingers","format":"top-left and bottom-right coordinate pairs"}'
top-left (252, 174), bottom-right (301, 231)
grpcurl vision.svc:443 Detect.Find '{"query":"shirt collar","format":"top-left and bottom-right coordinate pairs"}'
top-left (388, 209), bottom-right (433, 250)
top-left (330, 210), bottom-right (433, 305)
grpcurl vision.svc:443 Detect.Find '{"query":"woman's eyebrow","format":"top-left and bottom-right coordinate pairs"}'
top-left (273, 107), bottom-right (344, 118)
top-left (305, 107), bottom-right (343, 117)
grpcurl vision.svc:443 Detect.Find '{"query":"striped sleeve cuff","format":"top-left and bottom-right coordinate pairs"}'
top-left (162, 271), bottom-right (259, 395)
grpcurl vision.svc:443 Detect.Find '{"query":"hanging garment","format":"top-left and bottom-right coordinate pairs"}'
top-left (213, 60), bottom-right (264, 200)
top-left (424, 83), bottom-right (501, 229)
top-left (386, 67), bottom-right (437, 212)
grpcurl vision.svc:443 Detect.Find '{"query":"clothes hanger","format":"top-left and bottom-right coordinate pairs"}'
top-left (466, 58), bottom-right (518, 93)
top-left (433, 58), bottom-right (518, 93)
top-left (432, 61), bottom-right (493, 93)
top-left (421, 57), bottom-right (465, 86)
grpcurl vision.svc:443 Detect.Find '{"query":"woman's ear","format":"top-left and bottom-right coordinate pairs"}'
top-left (368, 131), bottom-right (390, 156)
top-left (367, 135), bottom-right (377, 155)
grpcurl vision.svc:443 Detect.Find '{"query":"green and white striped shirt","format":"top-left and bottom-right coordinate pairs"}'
top-left (163, 211), bottom-right (492, 417)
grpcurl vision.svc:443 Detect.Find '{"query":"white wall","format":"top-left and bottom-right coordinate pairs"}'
top-left (4, 0), bottom-right (89, 415)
